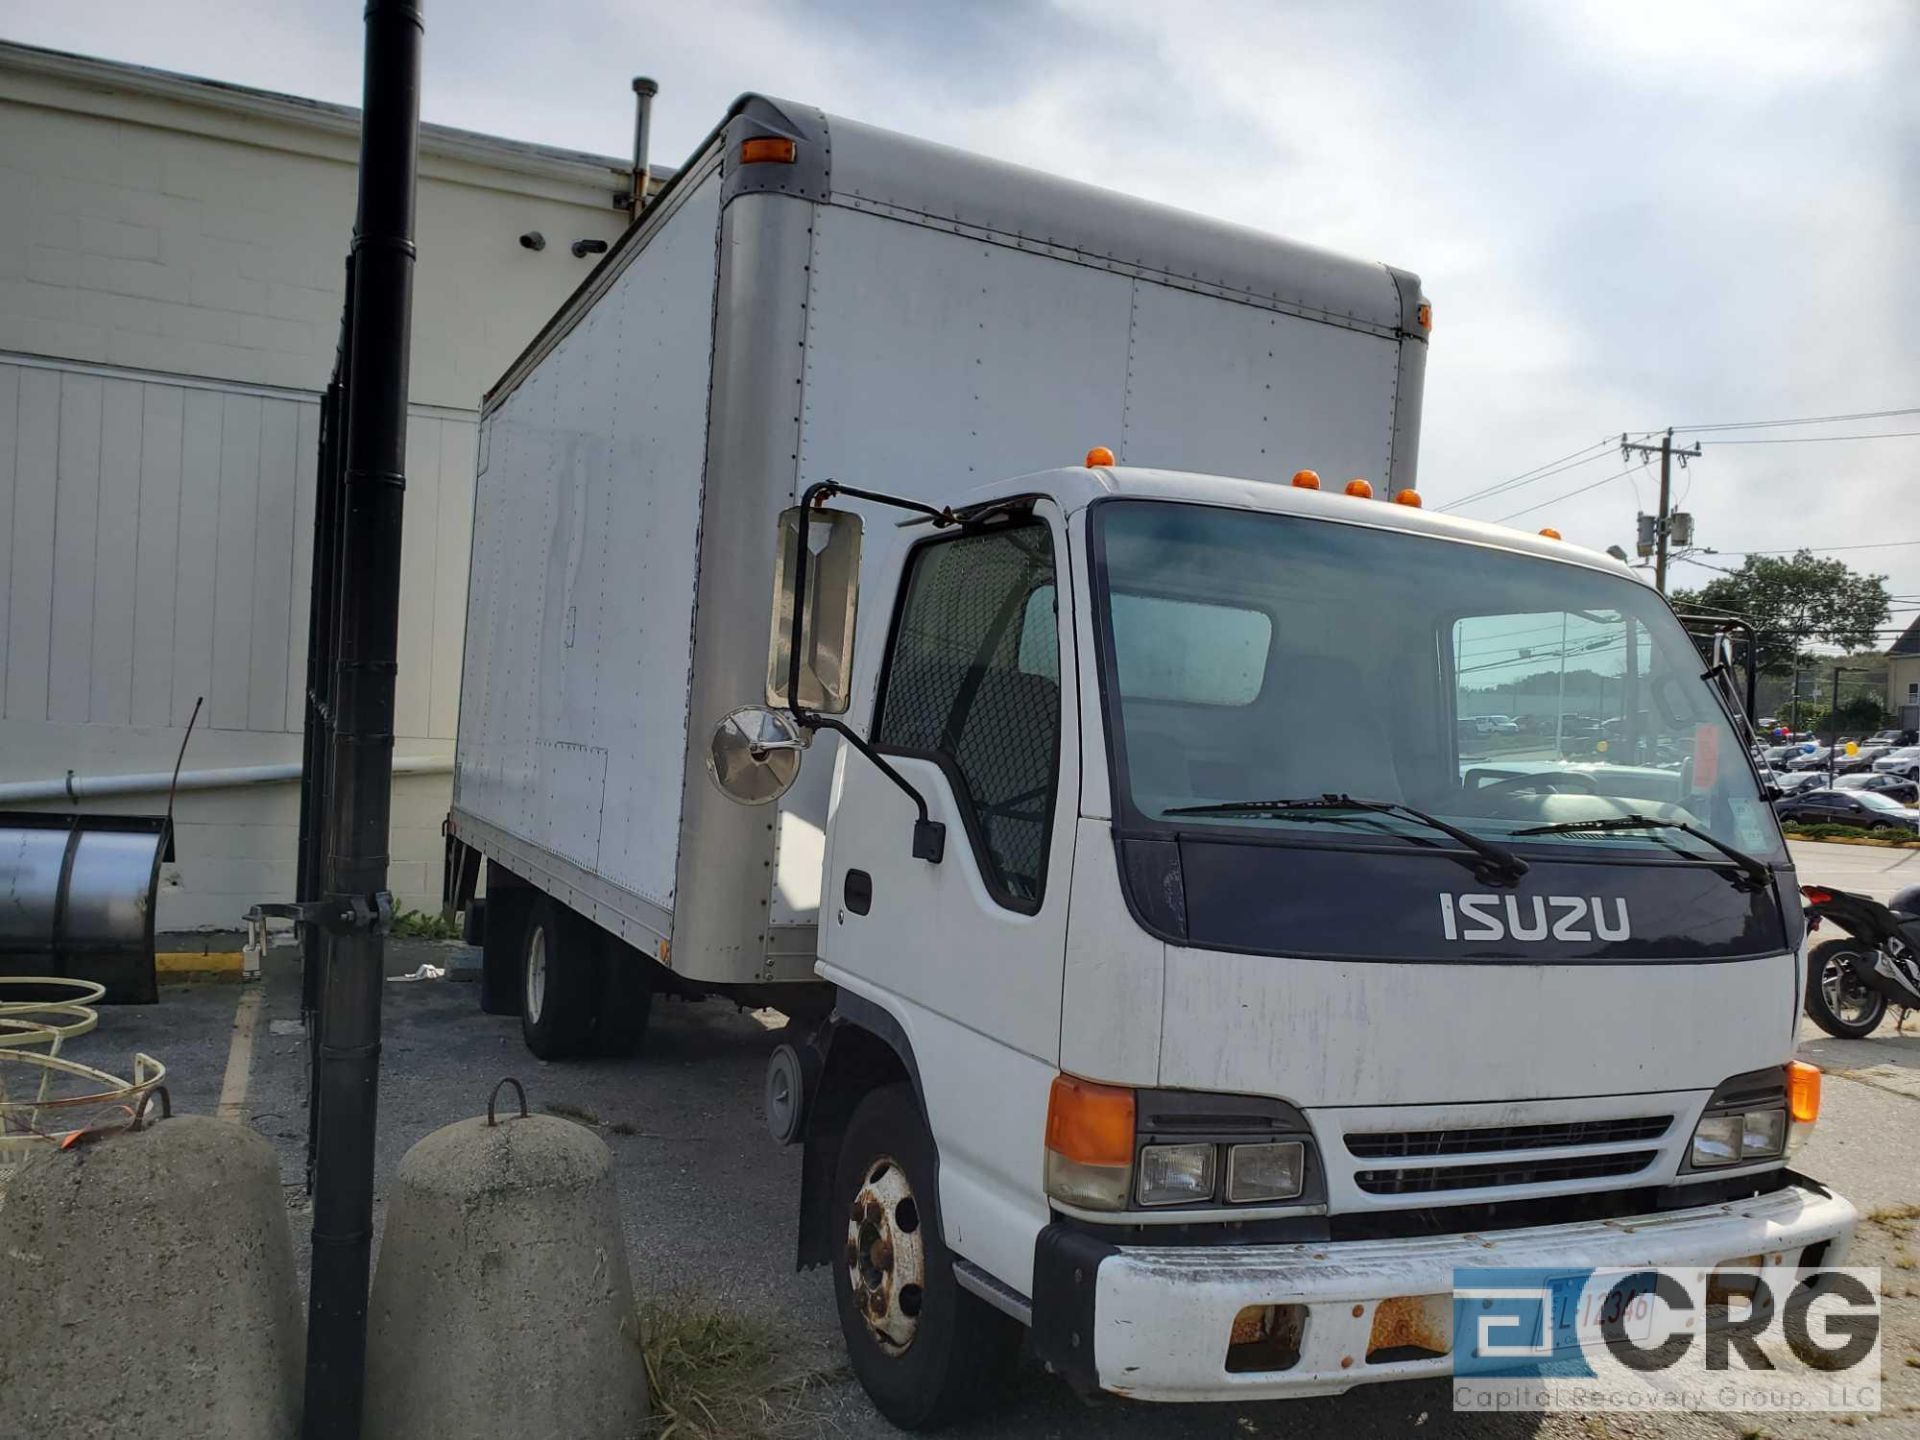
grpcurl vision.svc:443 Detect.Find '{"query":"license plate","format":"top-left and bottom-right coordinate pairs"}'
top-left (1548, 1271), bottom-right (1657, 1354)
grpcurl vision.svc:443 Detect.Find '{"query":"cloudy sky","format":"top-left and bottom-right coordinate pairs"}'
top-left (8, 0), bottom-right (1917, 628)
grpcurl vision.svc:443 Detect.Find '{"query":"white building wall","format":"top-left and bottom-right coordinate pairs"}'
top-left (0, 43), bottom-right (634, 930)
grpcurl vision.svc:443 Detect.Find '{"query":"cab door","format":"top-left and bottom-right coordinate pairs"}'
top-left (819, 501), bottom-right (1078, 1290)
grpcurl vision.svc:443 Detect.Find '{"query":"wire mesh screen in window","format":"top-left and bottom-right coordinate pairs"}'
top-left (876, 523), bottom-right (1059, 903)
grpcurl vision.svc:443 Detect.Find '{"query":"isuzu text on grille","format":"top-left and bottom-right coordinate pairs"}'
top-left (1440, 894), bottom-right (1632, 942)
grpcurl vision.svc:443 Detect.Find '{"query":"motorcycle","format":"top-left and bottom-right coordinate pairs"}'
top-left (1800, 883), bottom-right (1920, 1039)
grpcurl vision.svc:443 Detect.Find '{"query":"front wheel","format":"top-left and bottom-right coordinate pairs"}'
top-left (832, 1085), bottom-right (1021, 1430)
top-left (1806, 939), bottom-right (1888, 1039)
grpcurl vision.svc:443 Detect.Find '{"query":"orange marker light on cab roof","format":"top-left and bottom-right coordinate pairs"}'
top-left (1538, 527), bottom-right (1562, 540)
top-left (1044, 1074), bottom-right (1134, 1166)
top-left (1416, 301), bottom-right (1433, 331)
top-left (1085, 445), bottom-right (1116, 468)
top-left (1393, 488), bottom-right (1422, 507)
top-left (1344, 478), bottom-right (1374, 499)
top-left (740, 136), bottom-right (798, 165)
top-left (1291, 469), bottom-right (1321, 490)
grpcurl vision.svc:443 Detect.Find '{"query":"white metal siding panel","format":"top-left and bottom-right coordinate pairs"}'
top-left (5, 368), bottom-right (57, 720)
top-left (131, 384), bottom-right (184, 726)
top-left (247, 399), bottom-right (299, 732)
top-left (209, 394), bottom-right (260, 728)
top-left (0, 366), bottom-right (16, 717)
top-left (89, 379), bottom-right (143, 725)
top-left (455, 169), bottom-right (720, 912)
top-left (172, 386), bottom-right (222, 724)
top-left (283, 402), bottom-right (320, 731)
top-left (394, 415), bottom-right (442, 741)
top-left (428, 420), bottom-right (474, 740)
top-left (47, 372), bottom-right (101, 722)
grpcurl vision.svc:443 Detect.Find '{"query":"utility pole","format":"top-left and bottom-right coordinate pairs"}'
top-left (1621, 428), bottom-right (1702, 593)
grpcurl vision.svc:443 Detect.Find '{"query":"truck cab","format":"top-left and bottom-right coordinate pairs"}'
top-left (729, 459), bottom-right (1854, 1425)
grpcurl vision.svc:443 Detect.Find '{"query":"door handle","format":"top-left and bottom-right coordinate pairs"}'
top-left (844, 869), bottom-right (873, 916)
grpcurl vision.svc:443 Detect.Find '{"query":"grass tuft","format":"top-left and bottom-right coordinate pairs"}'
top-left (390, 908), bottom-right (462, 939)
top-left (638, 1290), bottom-right (843, 1440)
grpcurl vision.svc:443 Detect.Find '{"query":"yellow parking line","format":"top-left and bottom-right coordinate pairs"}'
top-left (157, 950), bottom-right (245, 973)
top-left (217, 987), bottom-right (264, 1121)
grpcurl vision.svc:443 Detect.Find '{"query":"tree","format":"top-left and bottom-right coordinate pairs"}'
top-left (1672, 550), bottom-right (1890, 673)
top-left (1805, 693), bottom-right (1890, 738)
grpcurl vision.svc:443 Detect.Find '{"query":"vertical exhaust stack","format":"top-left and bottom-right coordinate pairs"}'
top-left (630, 76), bottom-right (658, 219)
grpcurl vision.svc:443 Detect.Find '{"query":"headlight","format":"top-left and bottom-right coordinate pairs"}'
top-left (1689, 1107), bottom-right (1785, 1167)
top-left (1227, 1141), bottom-right (1305, 1203)
top-left (1138, 1143), bottom-right (1217, 1206)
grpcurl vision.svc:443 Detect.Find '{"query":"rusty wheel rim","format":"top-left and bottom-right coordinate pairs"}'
top-left (846, 1154), bottom-right (926, 1354)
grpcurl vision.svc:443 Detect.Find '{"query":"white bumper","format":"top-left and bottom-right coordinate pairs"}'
top-left (1091, 1179), bottom-right (1855, 1402)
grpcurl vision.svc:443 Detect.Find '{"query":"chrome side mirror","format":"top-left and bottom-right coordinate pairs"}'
top-left (707, 705), bottom-right (808, 806)
top-left (766, 505), bottom-right (861, 715)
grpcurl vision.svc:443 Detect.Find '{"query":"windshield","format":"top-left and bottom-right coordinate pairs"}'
top-left (1091, 500), bottom-right (1785, 865)
top-left (1851, 790), bottom-right (1908, 814)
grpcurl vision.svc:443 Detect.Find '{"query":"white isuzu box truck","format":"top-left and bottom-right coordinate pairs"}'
top-left (446, 96), bottom-right (1852, 1427)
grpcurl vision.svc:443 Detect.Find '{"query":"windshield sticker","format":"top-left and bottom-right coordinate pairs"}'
top-left (1729, 798), bottom-right (1772, 854)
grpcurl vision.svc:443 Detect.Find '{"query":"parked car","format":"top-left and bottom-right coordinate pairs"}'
top-left (1835, 771), bottom-right (1920, 804)
top-left (1786, 747), bottom-right (1833, 771)
top-left (1774, 788), bottom-right (1920, 834)
top-left (1834, 744), bottom-right (1892, 775)
top-left (1869, 729), bottom-right (1906, 746)
top-left (1762, 743), bottom-right (1814, 770)
top-left (1872, 746), bottom-right (1920, 782)
top-left (1479, 714), bottom-right (1519, 735)
top-left (1772, 769), bottom-right (1830, 797)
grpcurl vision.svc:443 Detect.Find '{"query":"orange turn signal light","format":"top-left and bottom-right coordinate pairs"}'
top-left (1291, 469), bottom-right (1321, 490)
top-left (1538, 527), bottom-right (1562, 540)
top-left (1344, 478), bottom-right (1374, 499)
top-left (740, 136), bottom-right (798, 165)
top-left (1393, 488), bottom-right (1422, 507)
top-left (1085, 445), bottom-right (1116, 468)
top-left (1416, 301), bottom-right (1433, 331)
top-left (1045, 1074), bottom-right (1135, 1166)
top-left (1787, 1061), bottom-right (1821, 1124)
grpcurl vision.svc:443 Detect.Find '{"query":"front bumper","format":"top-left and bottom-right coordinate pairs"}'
top-left (1031, 1176), bottom-right (1855, 1403)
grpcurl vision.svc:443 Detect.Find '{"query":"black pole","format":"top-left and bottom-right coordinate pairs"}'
top-left (304, 4), bottom-right (421, 1436)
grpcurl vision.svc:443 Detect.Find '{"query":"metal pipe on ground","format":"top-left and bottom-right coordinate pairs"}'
top-left (303, 2), bottom-right (421, 1435)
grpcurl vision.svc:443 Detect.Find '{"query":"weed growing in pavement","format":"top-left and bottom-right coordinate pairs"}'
top-left (637, 1290), bottom-right (845, 1439)
top-left (389, 908), bottom-right (462, 939)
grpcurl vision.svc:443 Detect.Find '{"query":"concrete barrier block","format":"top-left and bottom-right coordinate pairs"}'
top-left (363, 1106), bottom-right (647, 1439)
top-left (0, 1114), bottom-right (304, 1439)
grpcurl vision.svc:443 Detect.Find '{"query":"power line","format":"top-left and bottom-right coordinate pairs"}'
top-left (1493, 462), bottom-right (1650, 523)
top-left (1704, 429), bottom-right (1920, 446)
top-left (1436, 439), bottom-right (1614, 512)
top-left (1668, 406), bottom-right (1920, 433)
top-left (1707, 539), bottom-right (1920, 555)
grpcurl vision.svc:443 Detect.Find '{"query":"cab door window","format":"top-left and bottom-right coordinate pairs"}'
top-left (874, 520), bottom-right (1060, 911)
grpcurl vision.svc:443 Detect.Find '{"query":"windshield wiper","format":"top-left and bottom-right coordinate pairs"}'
top-left (1163, 793), bottom-right (1529, 886)
top-left (1512, 814), bottom-right (1773, 892)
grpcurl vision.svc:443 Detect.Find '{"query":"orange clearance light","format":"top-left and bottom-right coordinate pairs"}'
top-left (1416, 301), bottom-right (1433, 331)
top-left (1787, 1060), bottom-right (1821, 1124)
top-left (1085, 445), bottom-right (1116, 468)
top-left (1344, 478), bottom-right (1373, 499)
top-left (1538, 527), bottom-right (1562, 540)
top-left (1044, 1074), bottom-right (1135, 1166)
top-left (1291, 469), bottom-right (1321, 490)
top-left (1393, 488), bottom-right (1422, 507)
top-left (740, 135), bottom-right (798, 165)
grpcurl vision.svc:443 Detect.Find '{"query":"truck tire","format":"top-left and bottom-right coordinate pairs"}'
top-left (519, 896), bottom-right (598, 1059)
top-left (832, 1085), bottom-right (1020, 1430)
top-left (591, 945), bottom-right (654, 1057)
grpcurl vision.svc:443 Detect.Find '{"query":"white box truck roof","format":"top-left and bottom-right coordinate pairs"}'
top-left (451, 95), bottom-right (1430, 987)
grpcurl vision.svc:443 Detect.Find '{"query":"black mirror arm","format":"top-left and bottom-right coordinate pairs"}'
top-left (798, 714), bottom-right (946, 863)
top-left (784, 479), bottom-right (955, 864)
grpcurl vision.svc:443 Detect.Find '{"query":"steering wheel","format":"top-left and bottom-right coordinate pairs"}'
top-left (1474, 771), bottom-right (1599, 797)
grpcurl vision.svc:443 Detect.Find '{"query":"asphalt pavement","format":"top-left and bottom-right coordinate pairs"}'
top-left (1789, 837), bottom-right (1920, 904)
top-left (47, 935), bottom-right (1920, 1439)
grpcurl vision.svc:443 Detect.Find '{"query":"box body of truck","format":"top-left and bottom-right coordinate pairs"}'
top-left (448, 95), bottom-right (1429, 992)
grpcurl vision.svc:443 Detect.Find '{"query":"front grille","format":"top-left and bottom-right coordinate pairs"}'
top-left (1354, 1150), bottom-right (1659, 1197)
top-left (1345, 1116), bottom-right (1673, 1159)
